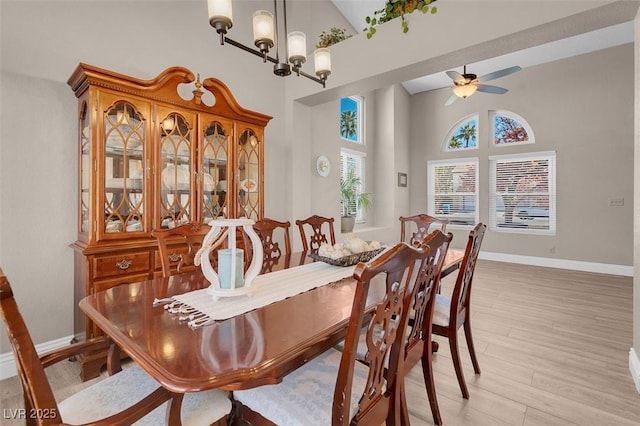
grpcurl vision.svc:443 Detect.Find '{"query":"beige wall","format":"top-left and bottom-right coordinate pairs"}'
top-left (409, 45), bottom-right (634, 261)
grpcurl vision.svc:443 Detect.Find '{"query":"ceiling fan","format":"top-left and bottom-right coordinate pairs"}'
top-left (445, 65), bottom-right (522, 106)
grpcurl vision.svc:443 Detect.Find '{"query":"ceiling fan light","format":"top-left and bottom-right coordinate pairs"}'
top-left (453, 84), bottom-right (477, 99)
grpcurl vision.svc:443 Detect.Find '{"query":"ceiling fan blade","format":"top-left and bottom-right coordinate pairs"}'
top-left (478, 65), bottom-right (522, 82)
top-left (476, 84), bottom-right (508, 94)
top-left (446, 70), bottom-right (465, 84)
top-left (444, 93), bottom-right (459, 106)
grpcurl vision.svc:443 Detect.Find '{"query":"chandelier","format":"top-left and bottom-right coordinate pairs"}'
top-left (208, 0), bottom-right (331, 88)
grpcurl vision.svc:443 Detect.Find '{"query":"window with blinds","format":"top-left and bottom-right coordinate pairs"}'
top-left (427, 158), bottom-right (478, 227)
top-left (340, 149), bottom-right (366, 222)
top-left (489, 151), bottom-right (556, 234)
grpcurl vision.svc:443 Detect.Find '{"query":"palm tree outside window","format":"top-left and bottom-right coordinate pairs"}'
top-left (444, 114), bottom-right (479, 151)
top-left (340, 96), bottom-right (362, 143)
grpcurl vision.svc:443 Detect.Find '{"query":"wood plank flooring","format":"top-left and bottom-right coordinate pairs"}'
top-left (1, 260), bottom-right (638, 425)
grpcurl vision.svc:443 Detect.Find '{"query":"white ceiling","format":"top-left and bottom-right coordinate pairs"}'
top-left (332, 0), bottom-right (634, 95)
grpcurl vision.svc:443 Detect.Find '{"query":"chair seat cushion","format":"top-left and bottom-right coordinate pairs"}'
top-left (433, 294), bottom-right (451, 327)
top-left (58, 365), bottom-right (231, 426)
top-left (234, 348), bottom-right (368, 426)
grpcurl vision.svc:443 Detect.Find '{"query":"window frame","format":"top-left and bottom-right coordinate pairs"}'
top-left (490, 110), bottom-right (535, 147)
top-left (442, 114), bottom-right (479, 152)
top-left (340, 148), bottom-right (367, 223)
top-left (489, 151), bottom-right (556, 235)
top-left (339, 96), bottom-right (363, 144)
top-left (427, 157), bottom-right (479, 229)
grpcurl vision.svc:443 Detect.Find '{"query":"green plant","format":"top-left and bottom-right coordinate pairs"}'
top-left (340, 110), bottom-right (358, 139)
top-left (340, 169), bottom-right (372, 217)
top-left (316, 27), bottom-right (352, 48)
top-left (365, 0), bottom-right (438, 39)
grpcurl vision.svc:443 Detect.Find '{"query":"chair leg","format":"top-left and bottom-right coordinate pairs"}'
top-left (463, 319), bottom-right (481, 375)
top-left (396, 376), bottom-right (410, 426)
top-left (448, 329), bottom-right (470, 399)
top-left (421, 347), bottom-right (443, 426)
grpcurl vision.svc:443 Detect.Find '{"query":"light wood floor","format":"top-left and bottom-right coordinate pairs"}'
top-left (1, 260), bottom-right (638, 425)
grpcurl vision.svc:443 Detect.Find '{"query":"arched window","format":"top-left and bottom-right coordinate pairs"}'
top-left (443, 114), bottom-right (479, 151)
top-left (491, 110), bottom-right (535, 146)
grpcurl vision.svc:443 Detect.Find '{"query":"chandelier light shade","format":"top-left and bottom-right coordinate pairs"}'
top-left (287, 31), bottom-right (307, 69)
top-left (314, 48), bottom-right (331, 81)
top-left (207, 0), bottom-right (329, 87)
top-left (453, 84), bottom-right (478, 99)
top-left (207, 0), bottom-right (233, 34)
top-left (252, 11), bottom-right (275, 55)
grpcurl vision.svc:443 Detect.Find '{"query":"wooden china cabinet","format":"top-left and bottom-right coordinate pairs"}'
top-left (68, 63), bottom-right (271, 380)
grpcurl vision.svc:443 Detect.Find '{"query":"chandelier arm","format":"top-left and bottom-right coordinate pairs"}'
top-left (224, 37), bottom-right (279, 64)
top-left (223, 37), bottom-right (325, 87)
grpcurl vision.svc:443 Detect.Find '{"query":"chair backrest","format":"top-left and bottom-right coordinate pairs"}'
top-left (399, 214), bottom-right (449, 247)
top-left (450, 223), bottom-right (486, 327)
top-left (403, 230), bottom-right (453, 370)
top-left (152, 223), bottom-right (212, 277)
top-left (0, 269), bottom-right (61, 425)
top-left (333, 242), bottom-right (429, 425)
top-left (295, 215), bottom-right (336, 253)
top-left (243, 217), bottom-right (292, 273)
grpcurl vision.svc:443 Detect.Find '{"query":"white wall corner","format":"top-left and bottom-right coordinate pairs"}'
top-left (0, 334), bottom-right (74, 381)
top-left (630, 348), bottom-right (640, 394)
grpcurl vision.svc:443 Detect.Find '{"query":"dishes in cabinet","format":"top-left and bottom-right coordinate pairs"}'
top-left (126, 220), bottom-right (143, 232)
top-left (240, 178), bottom-right (257, 193)
top-left (105, 221), bottom-right (123, 233)
top-left (162, 164), bottom-right (191, 190)
top-left (204, 173), bottom-right (215, 192)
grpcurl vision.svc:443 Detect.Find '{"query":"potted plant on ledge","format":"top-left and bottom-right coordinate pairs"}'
top-left (340, 169), bottom-right (372, 233)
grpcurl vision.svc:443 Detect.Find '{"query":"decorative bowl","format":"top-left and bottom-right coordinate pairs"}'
top-left (308, 247), bottom-right (385, 267)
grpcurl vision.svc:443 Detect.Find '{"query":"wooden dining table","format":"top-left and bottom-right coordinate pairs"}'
top-left (79, 249), bottom-right (464, 394)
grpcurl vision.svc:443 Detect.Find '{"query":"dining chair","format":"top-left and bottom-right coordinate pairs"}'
top-left (399, 214), bottom-right (449, 247)
top-left (232, 242), bottom-right (429, 425)
top-left (399, 229), bottom-right (452, 426)
top-left (242, 217), bottom-right (292, 273)
top-left (432, 222), bottom-right (487, 399)
top-left (335, 230), bottom-right (453, 426)
top-left (295, 214), bottom-right (336, 254)
top-left (152, 222), bottom-right (212, 277)
top-left (0, 268), bottom-right (232, 426)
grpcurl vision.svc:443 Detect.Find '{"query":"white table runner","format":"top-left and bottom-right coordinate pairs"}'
top-left (157, 262), bottom-right (356, 328)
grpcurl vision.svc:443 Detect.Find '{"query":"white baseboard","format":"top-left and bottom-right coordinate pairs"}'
top-left (0, 334), bottom-right (74, 381)
top-left (631, 348), bottom-right (640, 394)
top-left (479, 251), bottom-right (633, 277)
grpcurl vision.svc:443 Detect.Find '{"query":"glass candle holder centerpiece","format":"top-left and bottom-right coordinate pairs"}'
top-left (200, 218), bottom-right (263, 300)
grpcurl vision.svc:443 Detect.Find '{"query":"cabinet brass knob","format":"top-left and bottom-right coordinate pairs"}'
top-left (115, 260), bottom-right (133, 270)
top-left (168, 253), bottom-right (182, 262)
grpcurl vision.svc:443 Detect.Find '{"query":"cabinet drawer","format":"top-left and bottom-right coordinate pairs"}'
top-left (92, 252), bottom-right (150, 279)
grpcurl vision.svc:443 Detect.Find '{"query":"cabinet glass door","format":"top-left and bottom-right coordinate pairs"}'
top-left (159, 112), bottom-right (193, 228)
top-left (202, 120), bottom-right (230, 221)
top-left (237, 128), bottom-right (261, 220)
top-left (80, 101), bottom-right (91, 234)
top-left (103, 101), bottom-right (145, 234)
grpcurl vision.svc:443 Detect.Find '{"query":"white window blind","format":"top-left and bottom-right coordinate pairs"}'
top-left (489, 151), bottom-right (556, 234)
top-left (427, 158), bottom-right (478, 227)
top-left (340, 149), bottom-right (366, 222)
